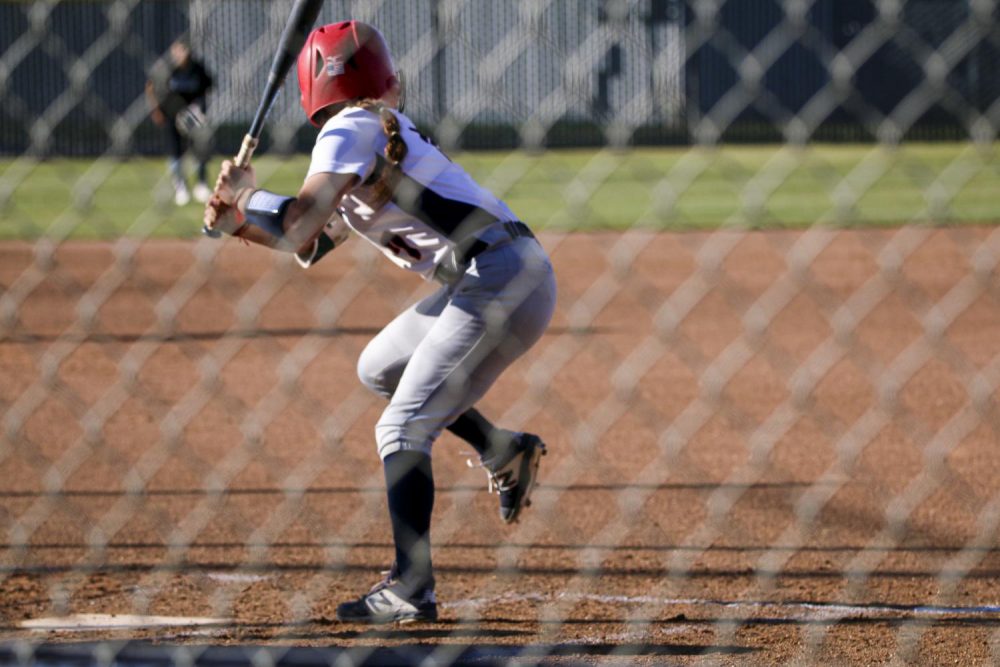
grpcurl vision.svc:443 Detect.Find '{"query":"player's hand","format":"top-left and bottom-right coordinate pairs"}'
top-left (203, 194), bottom-right (245, 236)
top-left (213, 160), bottom-right (257, 207)
top-left (151, 108), bottom-right (166, 127)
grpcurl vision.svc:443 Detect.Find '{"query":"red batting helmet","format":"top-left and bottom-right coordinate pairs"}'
top-left (297, 21), bottom-right (398, 127)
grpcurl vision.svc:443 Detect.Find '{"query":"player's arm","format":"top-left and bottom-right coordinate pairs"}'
top-left (144, 80), bottom-right (166, 126)
top-left (205, 161), bottom-right (357, 256)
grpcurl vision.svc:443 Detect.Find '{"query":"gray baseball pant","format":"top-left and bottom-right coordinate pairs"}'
top-left (357, 236), bottom-right (557, 460)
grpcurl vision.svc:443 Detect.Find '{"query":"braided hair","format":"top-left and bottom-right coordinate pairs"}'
top-left (349, 100), bottom-right (407, 208)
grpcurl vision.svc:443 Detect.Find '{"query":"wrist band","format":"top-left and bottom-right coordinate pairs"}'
top-left (244, 189), bottom-right (295, 239)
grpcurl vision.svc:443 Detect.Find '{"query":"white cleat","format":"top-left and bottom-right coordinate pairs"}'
top-left (336, 570), bottom-right (437, 624)
top-left (174, 186), bottom-right (191, 207)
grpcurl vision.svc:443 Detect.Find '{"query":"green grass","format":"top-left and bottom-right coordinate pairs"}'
top-left (1, 142), bottom-right (997, 240)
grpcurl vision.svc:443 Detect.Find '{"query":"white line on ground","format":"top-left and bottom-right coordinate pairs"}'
top-left (20, 595), bottom-right (999, 634)
top-left (21, 614), bottom-right (232, 632)
top-left (204, 572), bottom-right (272, 583)
top-left (441, 592), bottom-right (1000, 618)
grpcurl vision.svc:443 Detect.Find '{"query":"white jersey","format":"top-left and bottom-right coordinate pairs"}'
top-left (306, 107), bottom-right (519, 279)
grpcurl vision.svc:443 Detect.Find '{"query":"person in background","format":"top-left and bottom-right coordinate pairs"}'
top-left (146, 36), bottom-right (213, 206)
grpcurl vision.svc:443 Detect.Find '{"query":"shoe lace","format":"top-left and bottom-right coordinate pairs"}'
top-left (464, 454), bottom-right (513, 494)
top-left (369, 563), bottom-right (401, 594)
top-left (367, 563), bottom-right (435, 604)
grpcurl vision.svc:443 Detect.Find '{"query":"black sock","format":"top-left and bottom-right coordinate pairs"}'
top-left (447, 408), bottom-right (509, 460)
top-left (383, 450), bottom-right (435, 596)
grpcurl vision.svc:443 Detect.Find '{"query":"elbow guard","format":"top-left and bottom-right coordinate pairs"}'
top-left (244, 190), bottom-right (295, 238)
top-left (295, 223), bottom-right (351, 268)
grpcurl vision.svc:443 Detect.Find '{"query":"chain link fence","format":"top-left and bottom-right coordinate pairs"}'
top-left (2, 0), bottom-right (1000, 664)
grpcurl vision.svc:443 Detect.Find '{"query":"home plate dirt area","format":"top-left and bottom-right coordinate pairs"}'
top-left (2, 228), bottom-right (1000, 664)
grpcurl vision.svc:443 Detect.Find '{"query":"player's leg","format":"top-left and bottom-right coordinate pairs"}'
top-left (343, 291), bottom-right (443, 623)
top-left (356, 286), bottom-right (446, 398)
top-left (383, 449), bottom-right (434, 599)
top-left (337, 240), bottom-right (555, 622)
top-left (335, 448), bottom-right (438, 624)
top-left (446, 407), bottom-right (512, 460)
top-left (166, 122), bottom-right (189, 206)
top-left (357, 287), bottom-right (509, 456)
top-left (374, 238), bottom-right (556, 523)
top-left (193, 162), bottom-right (211, 203)
top-left (428, 240), bottom-right (557, 522)
top-left (338, 284), bottom-right (504, 623)
top-left (191, 107), bottom-right (213, 203)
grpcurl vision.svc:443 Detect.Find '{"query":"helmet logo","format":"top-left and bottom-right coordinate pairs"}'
top-left (325, 55), bottom-right (345, 77)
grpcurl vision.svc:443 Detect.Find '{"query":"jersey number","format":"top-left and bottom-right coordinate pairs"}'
top-left (382, 233), bottom-right (422, 261)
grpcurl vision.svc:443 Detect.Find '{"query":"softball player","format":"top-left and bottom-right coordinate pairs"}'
top-left (204, 21), bottom-right (556, 624)
top-left (146, 37), bottom-right (213, 206)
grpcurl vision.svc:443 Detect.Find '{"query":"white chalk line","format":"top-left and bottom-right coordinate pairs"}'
top-left (204, 572), bottom-right (272, 583)
top-left (21, 614), bottom-right (232, 632)
top-left (442, 592), bottom-right (1000, 619)
top-left (21, 593), bottom-right (1000, 634)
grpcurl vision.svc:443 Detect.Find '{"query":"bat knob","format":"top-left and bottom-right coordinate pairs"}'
top-left (202, 224), bottom-right (222, 238)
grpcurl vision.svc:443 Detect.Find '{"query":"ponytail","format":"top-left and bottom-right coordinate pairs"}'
top-left (379, 106), bottom-right (407, 165)
top-left (350, 100), bottom-right (408, 208)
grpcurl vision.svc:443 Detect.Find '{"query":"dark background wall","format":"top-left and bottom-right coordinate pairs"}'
top-left (0, 0), bottom-right (997, 156)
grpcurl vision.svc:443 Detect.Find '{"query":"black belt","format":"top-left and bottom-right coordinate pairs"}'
top-left (457, 221), bottom-right (535, 265)
top-left (434, 221), bottom-right (536, 285)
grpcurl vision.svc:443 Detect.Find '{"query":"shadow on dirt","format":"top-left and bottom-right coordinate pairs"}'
top-left (7, 560), bottom-right (1000, 580)
top-left (0, 481), bottom-right (817, 498)
top-left (0, 639), bottom-right (754, 665)
top-left (0, 325), bottom-right (613, 345)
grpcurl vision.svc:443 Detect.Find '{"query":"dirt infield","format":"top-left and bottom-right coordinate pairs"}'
top-left (2, 228), bottom-right (1000, 664)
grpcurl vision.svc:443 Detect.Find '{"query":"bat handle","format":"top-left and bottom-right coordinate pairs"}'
top-left (201, 223), bottom-right (222, 237)
top-left (202, 134), bottom-right (260, 237)
top-left (234, 134), bottom-right (259, 169)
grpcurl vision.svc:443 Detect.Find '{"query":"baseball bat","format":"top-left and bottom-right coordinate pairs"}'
top-left (204, 0), bottom-right (325, 237)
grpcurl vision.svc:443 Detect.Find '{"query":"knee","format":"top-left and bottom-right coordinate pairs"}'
top-left (357, 345), bottom-right (396, 398)
top-left (375, 409), bottom-right (435, 461)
